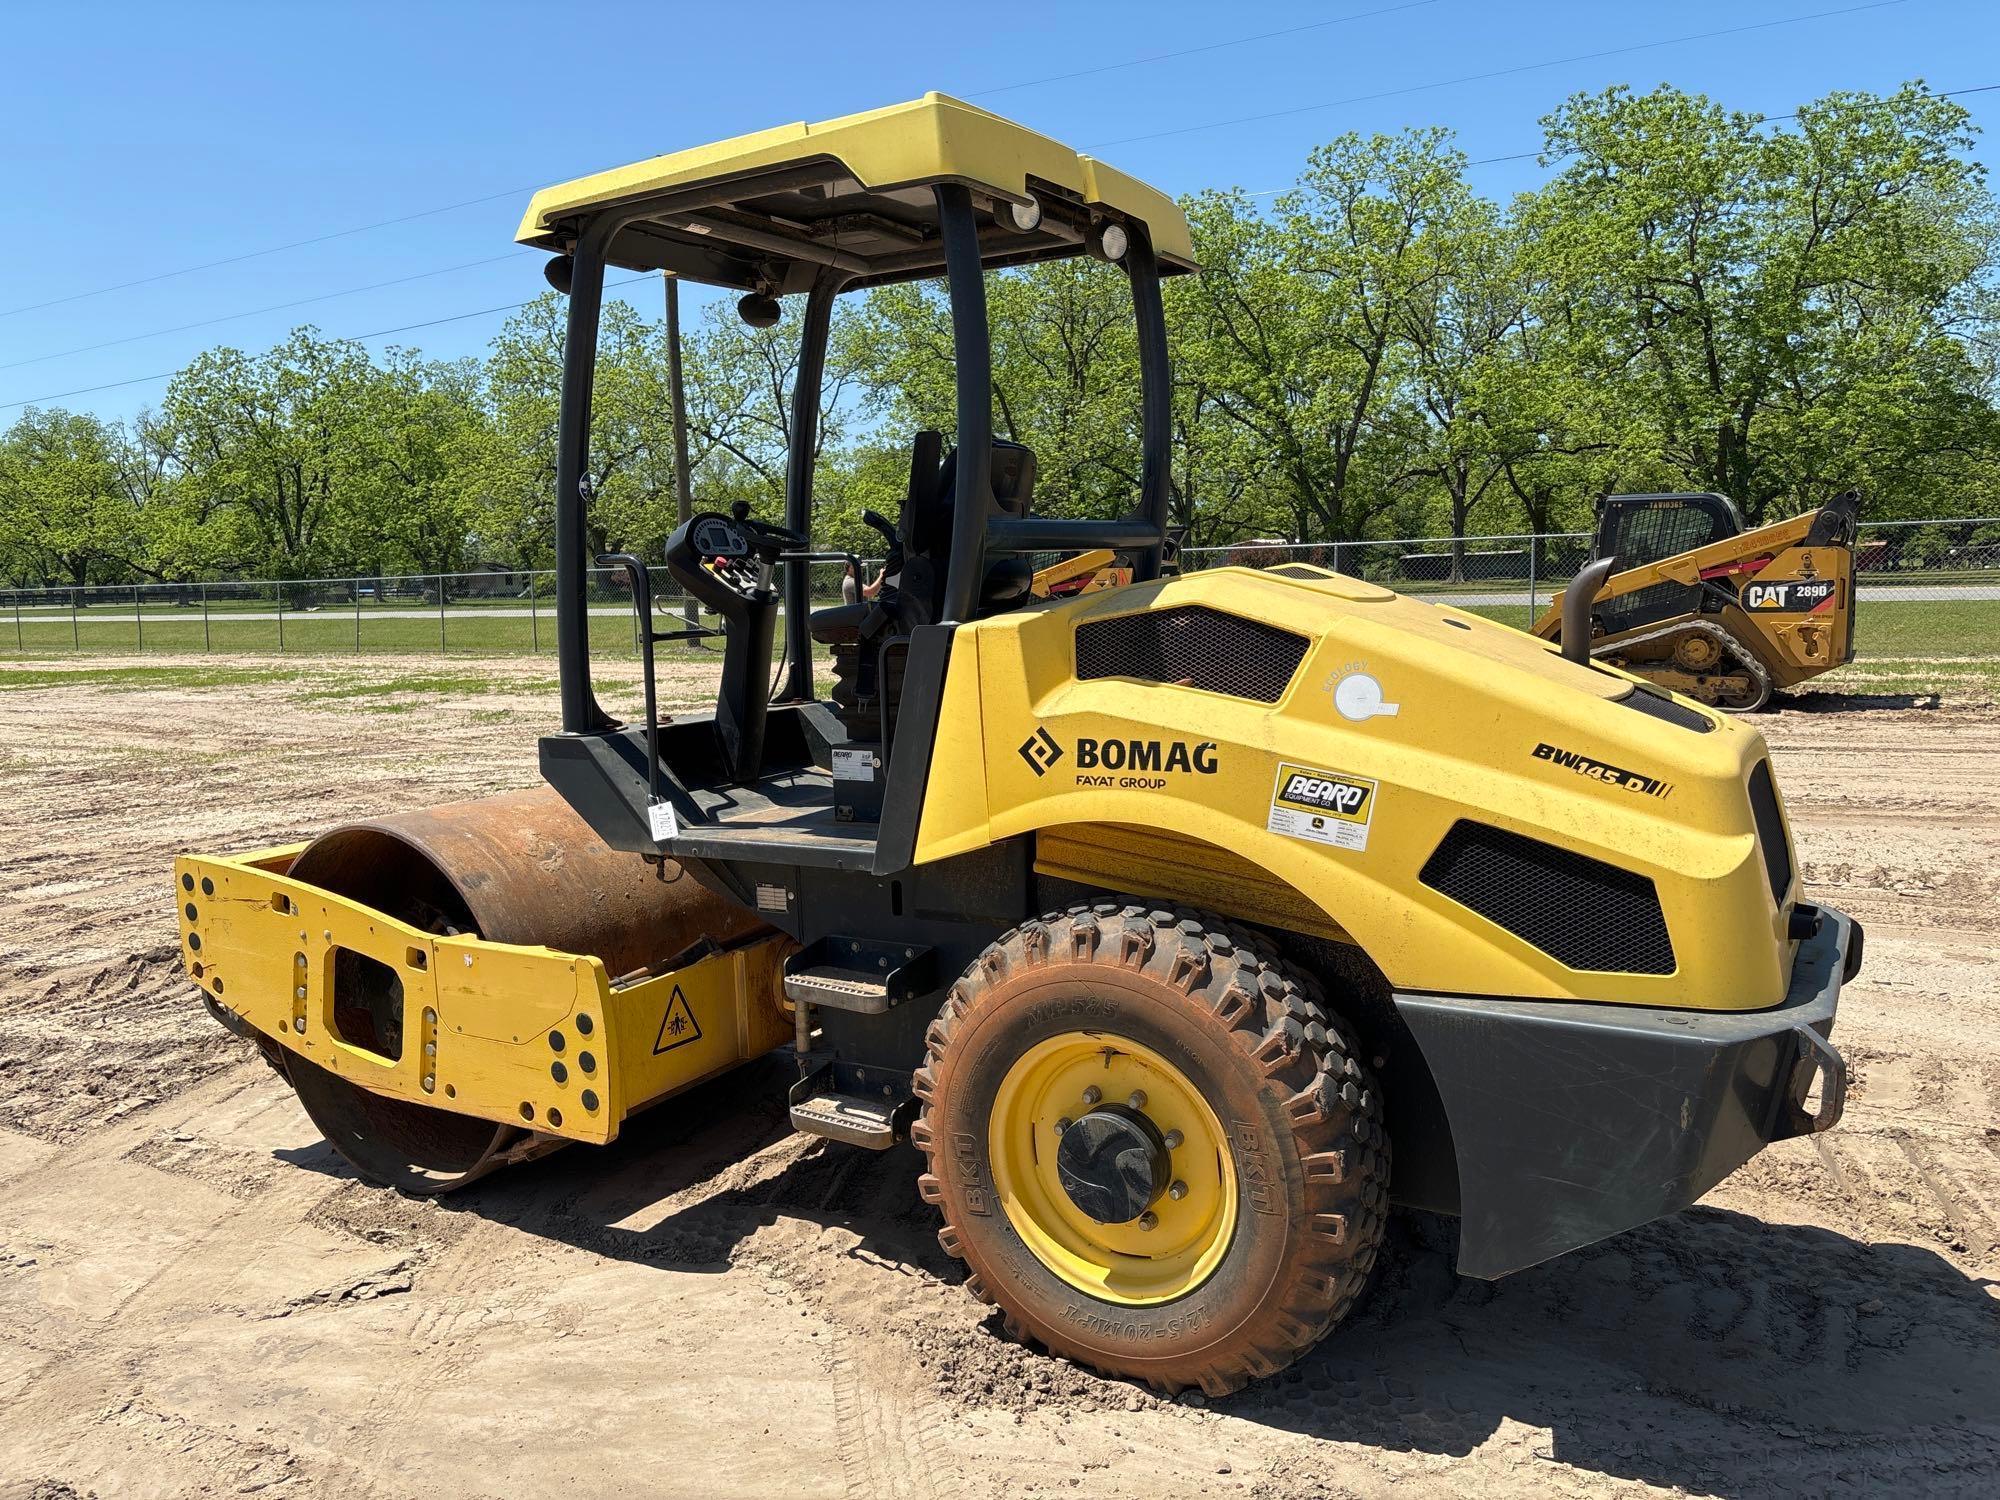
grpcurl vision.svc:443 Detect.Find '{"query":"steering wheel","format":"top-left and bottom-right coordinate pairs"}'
top-left (685, 510), bottom-right (807, 602)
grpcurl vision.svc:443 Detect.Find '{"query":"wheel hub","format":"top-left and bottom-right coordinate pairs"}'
top-left (1055, 1105), bottom-right (1169, 1223)
top-left (988, 1032), bottom-right (1238, 1305)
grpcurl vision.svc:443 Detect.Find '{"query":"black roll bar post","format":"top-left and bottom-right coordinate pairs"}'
top-left (1126, 223), bottom-right (1172, 582)
top-left (935, 183), bottom-right (995, 627)
top-left (776, 267), bottom-right (848, 703)
top-left (554, 216), bottom-right (618, 733)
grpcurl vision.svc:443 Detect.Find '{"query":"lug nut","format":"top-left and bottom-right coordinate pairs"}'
top-left (1127, 1090), bottom-right (1147, 1110)
top-left (424, 1008), bottom-right (438, 1025)
top-left (1055, 1116), bottom-right (1072, 1133)
top-left (293, 1017), bottom-right (306, 1033)
top-left (1163, 1129), bottom-right (1184, 1149)
top-left (1168, 1180), bottom-right (1188, 1201)
top-left (1138, 1211), bottom-right (1159, 1231)
top-left (294, 986), bottom-right (306, 1000)
top-left (1081, 1086), bottom-right (1101, 1106)
top-left (421, 1074), bottom-right (435, 1093)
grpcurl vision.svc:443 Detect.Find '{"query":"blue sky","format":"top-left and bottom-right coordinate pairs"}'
top-left (2, 0), bottom-right (1993, 426)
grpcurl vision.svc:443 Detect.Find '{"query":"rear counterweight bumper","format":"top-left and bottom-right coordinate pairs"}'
top-left (1394, 903), bottom-right (1860, 1280)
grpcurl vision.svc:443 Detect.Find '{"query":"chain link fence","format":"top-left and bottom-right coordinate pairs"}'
top-left (2, 519), bottom-right (1995, 662)
top-left (0, 560), bottom-right (860, 657)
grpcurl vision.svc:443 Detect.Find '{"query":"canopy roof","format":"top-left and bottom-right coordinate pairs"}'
top-left (515, 92), bottom-right (1196, 294)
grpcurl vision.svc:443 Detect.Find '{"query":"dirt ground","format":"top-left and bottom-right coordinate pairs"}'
top-left (1, 656), bottom-right (1995, 1499)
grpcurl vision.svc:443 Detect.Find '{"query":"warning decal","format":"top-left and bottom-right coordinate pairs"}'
top-left (1266, 762), bottom-right (1379, 852)
top-left (653, 985), bottom-right (703, 1054)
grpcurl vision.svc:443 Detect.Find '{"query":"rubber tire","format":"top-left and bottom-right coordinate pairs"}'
top-left (912, 900), bottom-right (1389, 1395)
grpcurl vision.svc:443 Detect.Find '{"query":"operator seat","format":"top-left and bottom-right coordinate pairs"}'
top-left (807, 430), bottom-right (1037, 647)
top-left (811, 431), bottom-right (1036, 746)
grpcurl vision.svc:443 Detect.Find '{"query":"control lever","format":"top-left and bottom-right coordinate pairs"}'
top-left (861, 508), bottom-right (898, 550)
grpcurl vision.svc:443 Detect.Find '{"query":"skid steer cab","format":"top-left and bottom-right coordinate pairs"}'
top-left (179, 93), bottom-right (1862, 1396)
top-left (1533, 490), bottom-right (1861, 711)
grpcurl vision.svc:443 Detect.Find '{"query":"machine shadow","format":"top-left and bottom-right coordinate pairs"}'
top-left (438, 1056), bottom-right (956, 1278)
top-left (1782, 688), bottom-right (1943, 712)
top-left (387, 1067), bottom-right (2000, 1498)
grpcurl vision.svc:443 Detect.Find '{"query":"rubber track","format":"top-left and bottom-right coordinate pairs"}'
top-left (912, 899), bottom-right (1390, 1395)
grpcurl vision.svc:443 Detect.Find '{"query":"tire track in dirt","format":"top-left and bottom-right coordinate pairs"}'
top-left (1, 659), bottom-right (1996, 1498)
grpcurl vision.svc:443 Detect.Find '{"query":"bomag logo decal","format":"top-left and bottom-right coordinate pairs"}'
top-left (1074, 738), bottom-right (1219, 774)
top-left (1531, 742), bottom-right (1673, 798)
top-left (1267, 761), bottom-right (1378, 852)
top-left (1744, 579), bottom-right (1838, 613)
top-left (1020, 729), bottom-right (1220, 788)
top-left (1018, 727), bottom-right (1064, 777)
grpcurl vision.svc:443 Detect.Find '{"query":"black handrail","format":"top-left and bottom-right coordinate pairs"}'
top-left (595, 551), bottom-right (729, 806)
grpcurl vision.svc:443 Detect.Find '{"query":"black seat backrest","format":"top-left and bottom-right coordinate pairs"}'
top-left (899, 438), bottom-right (1036, 624)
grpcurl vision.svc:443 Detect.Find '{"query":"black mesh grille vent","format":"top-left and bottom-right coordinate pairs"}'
top-left (1420, 821), bottom-right (1676, 975)
top-left (1748, 759), bottom-right (1793, 902)
top-left (1075, 605), bottom-right (1309, 703)
top-left (1620, 686), bottom-right (1715, 733)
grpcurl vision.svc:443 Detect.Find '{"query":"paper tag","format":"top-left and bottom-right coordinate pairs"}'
top-left (832, 747), bottom-right (877, 782)
top-left (647, 799), bottom-right (680, 842)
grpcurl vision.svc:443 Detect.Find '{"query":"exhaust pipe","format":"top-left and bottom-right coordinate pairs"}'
top-left (1561, 556), bottom-right (1617, 665)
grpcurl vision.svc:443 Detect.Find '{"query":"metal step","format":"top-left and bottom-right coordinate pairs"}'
top-left (782, 937), bottom-right (935, 1015)
top-left (789, 1089), bottom-right (900, 1149)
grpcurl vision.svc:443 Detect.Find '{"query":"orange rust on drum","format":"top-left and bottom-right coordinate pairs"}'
top-left (287, 786), bottom-right (768, 974)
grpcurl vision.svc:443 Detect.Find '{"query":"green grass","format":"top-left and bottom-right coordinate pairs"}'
top-left (1846, 598), bottom-right (2000, 657)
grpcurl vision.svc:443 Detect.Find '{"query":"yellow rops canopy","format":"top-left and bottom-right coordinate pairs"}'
top-left (515, 92), bottom-right (1196, 294)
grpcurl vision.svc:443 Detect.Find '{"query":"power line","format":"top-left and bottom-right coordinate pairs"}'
top-left (965, 1), bottom-right (1440, 100)
top-left (0, 9), bottom-right (1451, 328)
top-left (1238, 80), bottom-right (2000, 195)
top-left (0, 273), bottom-right (655, 414)
top-left (2, 1), bottom-right (1964, 411)
top-left (0, 253), bottom-right (531, 373)
top-left (1090, 0), bottom-right (1912, 150)
top-left (0, 186), bottom-right (533, 321)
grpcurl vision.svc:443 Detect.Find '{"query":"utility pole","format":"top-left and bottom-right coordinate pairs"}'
top-left (665, 271), bottom-right (700, 642)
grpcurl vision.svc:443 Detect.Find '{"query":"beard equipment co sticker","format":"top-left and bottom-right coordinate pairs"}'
top-left (1267, 762), bottom-right (1379, 852)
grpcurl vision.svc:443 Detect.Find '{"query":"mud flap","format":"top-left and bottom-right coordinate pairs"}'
top-left (1393, 905), bottom-right (1856, 1279)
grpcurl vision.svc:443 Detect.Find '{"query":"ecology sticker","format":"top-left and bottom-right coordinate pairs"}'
top-left (1266, 762), bottom-right (1379, 852)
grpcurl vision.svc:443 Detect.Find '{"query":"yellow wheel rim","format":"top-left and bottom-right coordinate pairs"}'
top-left (988, 1031), bottom-right (1237, 1307)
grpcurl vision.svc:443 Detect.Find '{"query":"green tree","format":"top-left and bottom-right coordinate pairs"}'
top-left (1177, 131), bottom-right (1474, 550)
top-left (152, 328), bottom-right (385, 577)
top-left (1527, 82), bottom-right (1998, 523)
top-left (359, 352), bottom-right (488, 577)
top-left (0, 408), bottom-right (140, 586)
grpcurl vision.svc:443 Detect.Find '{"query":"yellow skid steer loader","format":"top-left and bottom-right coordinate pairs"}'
top-left (1533, 491), bottom-right (1860, 711)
